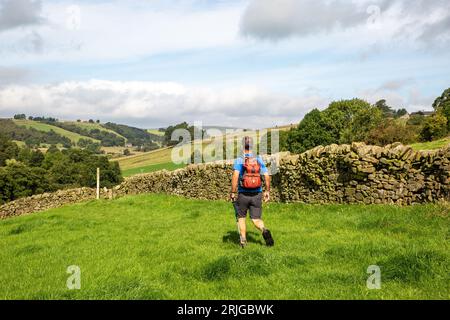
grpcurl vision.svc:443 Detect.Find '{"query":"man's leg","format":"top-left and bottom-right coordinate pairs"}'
top-left (238, 218), bottom-right (247, 243)
top-left (251, 219), bottom-right (265, 232)
top-left (250, 193), bottom-right (274, 246)
top-left (236, 193), bottom-right (250, 246)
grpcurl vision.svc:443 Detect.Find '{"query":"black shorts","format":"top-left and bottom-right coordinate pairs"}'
top-left (235, 192), bottom-right (263, 220)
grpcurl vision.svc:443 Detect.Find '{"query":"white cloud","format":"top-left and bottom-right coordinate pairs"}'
top-left (240, 0), bottom-right (450, 47)
top-left (0, 0), bottom-right (244, 63)
top-left (0, 80), bottom-right (325, 128)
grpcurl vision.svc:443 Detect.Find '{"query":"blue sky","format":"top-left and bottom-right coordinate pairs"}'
top-left (0, 0), bottom-right (449, 128)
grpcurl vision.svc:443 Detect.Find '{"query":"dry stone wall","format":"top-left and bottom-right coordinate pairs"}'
top-left (1, 143), bottom-right (449, 219)
top-left (0, 187), bottom-right (111, 219)
top-left (278, 142), bottom-right (450, 205)
top-left (114, 142), bottom-right (450, 205)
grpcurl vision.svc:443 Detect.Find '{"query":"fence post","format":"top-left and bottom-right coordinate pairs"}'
top-left (96, 167), bottom-right (100, 200)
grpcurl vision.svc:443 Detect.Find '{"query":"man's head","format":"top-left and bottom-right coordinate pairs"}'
top-left (242, 136), bottom-right (253, 152)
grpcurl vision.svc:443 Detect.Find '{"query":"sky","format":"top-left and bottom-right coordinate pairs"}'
top-left (0, 0), bottom-right (449, 129)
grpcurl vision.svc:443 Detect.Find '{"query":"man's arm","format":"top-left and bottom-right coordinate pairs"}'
top-left (257, 156), bottom-right (271, 202)
top-left (263, 173), bottom-right (271, 202)
top-left (230, 170), bottom-right (240, 201)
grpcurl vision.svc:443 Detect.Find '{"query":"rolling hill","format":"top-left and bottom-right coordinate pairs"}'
top-left (13, 119), bottom-right (99, 144)
top-left (64, 121), bottom-right (127, 141)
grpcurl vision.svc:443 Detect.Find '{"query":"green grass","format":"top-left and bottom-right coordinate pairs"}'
top-left (65, 121), bottom-right (127, 141)
top-left (122, 162), bottom-right (186, 177)
top-left (147, 129), bottom-right (165, 136)
top-left (13, 119), bottom-right (99, 144)
top-left (0, 194), bottom-right (448, 300)
top-left (114, 146), bottom-right (174, 170)
top-left (410, 136), bottom-right (450, 151)
top-left (12, 140), bottom-right (26, 147)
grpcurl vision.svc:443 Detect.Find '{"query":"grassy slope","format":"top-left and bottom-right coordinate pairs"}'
top-left (12, 140), bottom-right (26, 147)
top-left (122, 162), bottom-right (186, 177)
top-left (116, 141), bottom-right (208, 173)
top-left (114, 147), bottom-right (174, 170)
top-left (65, 121), bottom-right (127, 141)
top-left (13, 119), bottom-right (99, 144)
top-left (115, 129), bottom-right (263, 174)
top-left (410, 137), bottom-right (450, 151)
top-left (147, 129), bottom-right (165, 137)
top-left (0, 193), bottom-right (448, 300)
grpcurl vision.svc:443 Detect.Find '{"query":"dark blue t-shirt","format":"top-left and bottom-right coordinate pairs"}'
top-left (233, 153), bottom-right (268, 193)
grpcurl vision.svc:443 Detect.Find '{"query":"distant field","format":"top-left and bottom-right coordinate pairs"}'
top-left (13, 120), bottom-right (99, 144)
top-left (65, 121), bottom-right (127, 141)
top-left (122, 162), bottom-right (186, 177)
top-left (115, 141), bottom-right (217, 173)
top-left (115, 131), bottom-right (272, 176)
top-left (147, 129), bottom-right (165, 137)
top-left (271, 124), bottom-right (296, 131)
top-left (410, 137), bottom-right (450, 151)
top-left (0, 194), bottom-right (448, 299)
top-left (114, 147), bottom-right (174, 170)
top-left (12, 140), bottom-right (26, 147)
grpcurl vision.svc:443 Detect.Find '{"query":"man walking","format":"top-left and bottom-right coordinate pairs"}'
top-left (230, 136), bottom-right (274, 248)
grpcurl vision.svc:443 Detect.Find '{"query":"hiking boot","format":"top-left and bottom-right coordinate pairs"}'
top-left (262, 229), bottom-right (274, 247)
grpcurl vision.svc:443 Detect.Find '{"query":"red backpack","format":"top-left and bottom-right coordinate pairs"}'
top-left (242, 156), bottom-right (262, 189)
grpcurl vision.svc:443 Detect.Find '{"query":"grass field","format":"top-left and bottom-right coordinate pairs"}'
top-left (114, 147), bottom-right (174, 170)
top-left (147, 129), bottom-right (165, 136)
top-left (13, 119), bottom-right (99, 144)
top-left (12, 140), bottom-right (26, 147)
top-left (115, 132), bottom-right (252, 175)
top-left (410, 137), bottom-right (450, 151)
top-left (122, 162), bottom-right (186, 177)
top-left (0, 194), bottom-right (448, 300)
top-left (65, 121), bottom-right (127, 141)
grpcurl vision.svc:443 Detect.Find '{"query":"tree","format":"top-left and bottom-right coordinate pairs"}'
top-left (286, 109), bottom-right (335, 153)
top-left (0, 160), bottom-right (51, 204)
top-left (375, 99), bottom-right (394, 117)
top-left (123, 149), bottom-right (131, 156)
top-left (395, 108), bottom-right (408, 118)
top-left (30, 150), bottom-right (45, 167)
top-left (419, 113), bottom-right (448, 142)
top-left (407, 114), bottom-right (426, 126)
top-left (13, 114), bottom-right (26, 120)
top-left (0, 134), bottom-right (19, 166)
top-left (339, 105), bottom-right (383, 144)
top-left (432, 88), bottom-right (450, 130)
top-left (323, 99), bottom-right (372, 141)
top-left (164, 122), bottom-right (203, 147)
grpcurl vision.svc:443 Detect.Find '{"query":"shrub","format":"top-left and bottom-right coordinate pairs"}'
top-left (419, 113), bottom-right (448, 142)
top-left (366, 120), bottom-right (418, 146)
top-left (433, 88), bottom-right (450, 130)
